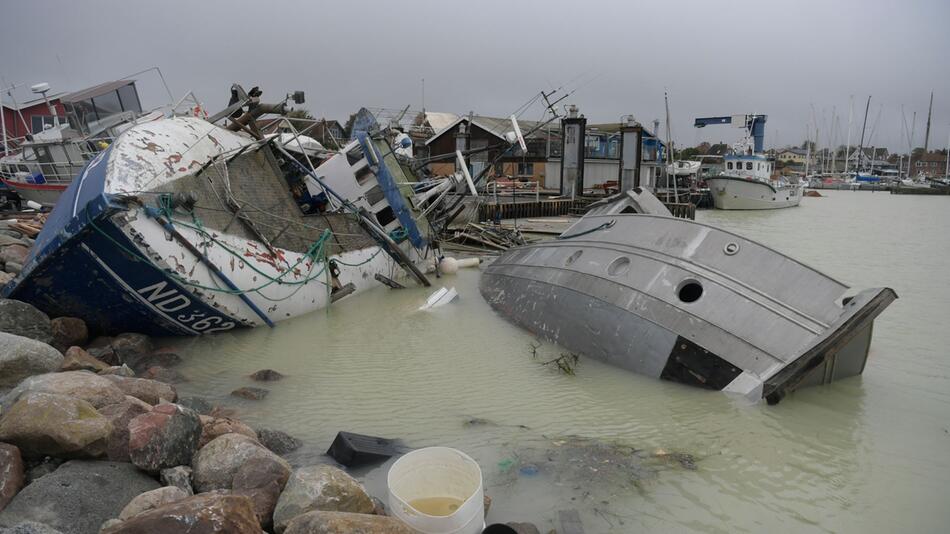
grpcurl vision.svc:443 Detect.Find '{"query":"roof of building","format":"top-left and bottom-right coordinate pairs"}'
top-left (60, 80), bottom-right (135, 104)
top-left (422, 112), bottom-right (458, 133)
top-left (1, 92), bottom-right (67, 110)
top-left (776, 147), bottom-right (807, 155)
top-left (915, 152), bottom-right (948, 162)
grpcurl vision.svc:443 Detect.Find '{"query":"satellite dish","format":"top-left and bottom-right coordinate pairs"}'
top-left (455, 150), bottom-right (478, 197)
top-left (509, 114), bottom-right (527, 152)
top-left (30, 82), bottom-right (50, 94)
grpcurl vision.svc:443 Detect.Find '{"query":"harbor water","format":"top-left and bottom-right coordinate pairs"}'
top-left (170, 190), bottom-right (950, 533)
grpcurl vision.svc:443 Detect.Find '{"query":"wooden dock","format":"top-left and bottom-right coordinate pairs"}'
top-left (890, 186), bottom-right (950, 195)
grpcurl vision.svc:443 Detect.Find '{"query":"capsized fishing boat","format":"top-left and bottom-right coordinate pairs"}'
top-left (1, 85), bottom-right (450, 335)
top-left (480, 188), bottom-right (896, 404)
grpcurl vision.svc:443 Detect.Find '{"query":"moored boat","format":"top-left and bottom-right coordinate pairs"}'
top-left (708, 154), bottom-right (803, 209)
top-left (480, 188), bottom-right (896, 404)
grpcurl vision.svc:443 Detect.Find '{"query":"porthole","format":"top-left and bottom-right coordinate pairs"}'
top-left (723, 242), bottom-right (740, 255)
top-left (677, 279), bottom-right (703, 303)
top-left (565, 250), bottom-right (583, 266)
top-left (607, 257), bottom-right (630, 276)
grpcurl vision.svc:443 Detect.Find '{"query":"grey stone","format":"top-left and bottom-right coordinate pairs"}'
top-left (273, 465), bottom-right (375, 533)
top-left (117, 486), bottom-right (189, 520)
top-left (0, 393), bottom-right (112, 459)
top-left (0, 301), bottom-right (51, 344)
top-left (283, 511), bottom-right (413, 534)
top-left (0, 521), bottom-right (66, 533)
top-left (0, 334), bottom-right (63, 389)
top-left (1, 372), bottom-right (125, 413)
top-left (249, 369), bottom-right (284, 381)
top-left (257, 428), bottom-right (302, 455)
top-left (128, 404), bottom-right (201, 473)
top-left (101, 375), bottom-right (175, 405)
top-left (97, 365), bottom-right (134, 378)
top-left (176, 396), bottom-right (213, 415)
top-left (108, 334), bottom-right (152, 366)
top-left (23, 459), bottom-right (61, 486)
top-left (0, 444), bottom-right (24, 513)
top-left (191, 433), bottom-right (290, 493)
top-left (0, 460), bottom-right (160, 534)
top-left (98, 397), bottom-right (152, 462)
top-left (3, 264), bottom-right (21, 275)
top-left (230, 387), bottom-right (268, 400)
top-left (159, 466), bottom-right (193, 495)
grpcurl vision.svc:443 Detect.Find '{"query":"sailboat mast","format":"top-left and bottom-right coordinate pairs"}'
top-left (664, 91), bottom-right (677, 200)
top-left (845, 96), bottom-right (853, 174)
top-left (924, 90), bottom-right (934, 152)
top-left (857, 95), bottom-right (871, 172)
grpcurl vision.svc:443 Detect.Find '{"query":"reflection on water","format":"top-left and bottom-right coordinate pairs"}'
top-left (171, 190), bottom-right (950, 533)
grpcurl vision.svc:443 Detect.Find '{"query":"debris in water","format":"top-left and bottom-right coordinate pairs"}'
top-left (327, 431), bottom-right (401, 467)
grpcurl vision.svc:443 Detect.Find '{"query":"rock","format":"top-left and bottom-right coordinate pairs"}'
top-left (0, 460), bottom-right (159, 534)
top-left (370, 497), bottom-right (386, 516)
top-left (231, 387), bottom-right (268, 401)
top-left (58, 347), bottom-right (107, 373)
top-left (85, 338), bottom-right (118, 367)
top-left (506, 522), bottom-right (541, 534)
top-left (99, 491), bottom-right (259, 534)
top-left (0, 272), bottom-right (14, 286)
top-left (198, 416), bottom-right (257, 449)
top-left (231, 457), bottom-right (290, 531)
top-left (232, 456), bottom-right (291, 492)
top-left (127, 403), bottom-right (201, 473)
top-left (97, 365), bottom-right (134, 377)
top-left (0, 521), bottom-right (65, 533)
top-left (102, 375), bottom-right (176, 405)
top-left (283, 511), bottom-right (413, 534)
top-left (176, 396), bottom-right (213, 415)
top-left (159, 466), bottom-right (193, 496)
top-left (137, 366), bottom-right (185, 384)
top-left (0, 393), bottom-right (112, 459)
top-left (0, 334), bottom-right (63, 388)
top-left (0, 247), bottom-right (28, 268)
top-left (0, 301), bottom-right (50, 345)
top-left (117, 486), bottom-right (190, 520)
top-left (108, 334), bottom-right (152, 367)
top-left (4, 263), bottom-right (21, 275)
top-left (257, 428), bottom-right (302, 455)
top-left (98, 397), bottom-right (152, 462)
top-left (2, 372), bottom-right (124, 412)
top-left (0, 444), bottom-right (25, 512)
top-left (125, 349), bottom-right (181, 374)
top-left (48, 319), bottom-right (87, 354)
top-left (273, 465), bottom-right (374, 533)
top-left (191, 433), bottom-right (290, 493)
top-left (249, 369), bottom-right (284, 382)
top-left (98, 519), bottom-right (122, 532)
top-left (23, 458), bottom-right (61, 486)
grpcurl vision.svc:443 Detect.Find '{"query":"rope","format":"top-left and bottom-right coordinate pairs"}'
top-left (556, 219), bottom-right (616, 240)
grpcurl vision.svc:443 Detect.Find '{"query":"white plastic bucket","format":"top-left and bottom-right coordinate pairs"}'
top-left (387, 447), bottom-right (484, 534)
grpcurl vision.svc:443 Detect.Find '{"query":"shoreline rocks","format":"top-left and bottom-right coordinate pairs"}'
top-left (273, 464), bottom-right (375, 533)
top-left (0, 393), bottom-right (112, 459)
top-left (127, 404), bottom-right (201, 473)
top-left (100, 491), bottom-right (259, 534)
top-left (0, 334), bottom-right (63, 388)
top-left (2, 372), bottom-right (125, 412)
top-left (0, 300), bottom-right (51, 344)
top-left (102, 375), bottom-right (176, 405)
top-left (49, 318), bottom-right (88, 353)
top-left (231, 386), bottom-right (269, 401)
top-left (0, 460), bottom-right (160, 534)
top-left (0, 443), bottom-right (24, 513)
top-left (59, 347), bottom-right (108, 373)
top-left (191, 433), bottom-right (290, 493)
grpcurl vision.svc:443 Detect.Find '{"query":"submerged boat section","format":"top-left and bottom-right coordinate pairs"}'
top-left (480, 189), bottom-right (896, 403)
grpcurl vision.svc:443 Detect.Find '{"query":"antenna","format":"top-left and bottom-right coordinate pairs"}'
top-left (455, 150), bottom-right (478, 196)
top-left (509, 115), bottom-right (527, 152)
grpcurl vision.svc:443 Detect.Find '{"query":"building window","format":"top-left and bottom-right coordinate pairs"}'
top-left (31, 115), bottom-right (58, 133)
top-left (517, 162), bottom-right (534, 176)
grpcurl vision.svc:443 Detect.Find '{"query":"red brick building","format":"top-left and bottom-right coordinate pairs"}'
top-left (910, 151), bottom-right (948, 177)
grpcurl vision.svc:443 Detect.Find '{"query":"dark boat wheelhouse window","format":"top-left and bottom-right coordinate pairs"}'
top-left (727, 162), bottom-right (733, 170)
top-left (746, 162), bottom-right (753, 170)
top-left (117, 84), bottom-right (142, 113)
top-left (92, 91), bottom-right (122, 119)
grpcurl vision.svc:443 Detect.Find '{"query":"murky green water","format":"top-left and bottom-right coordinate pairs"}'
top-left (171, 189), bottom-right (950, 533)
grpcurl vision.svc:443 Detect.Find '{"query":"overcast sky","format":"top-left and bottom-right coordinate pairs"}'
top-left (2, 0), bottom-right (948, 153)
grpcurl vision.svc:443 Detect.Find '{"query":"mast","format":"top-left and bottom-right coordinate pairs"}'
top-left (845, 96), bottom-right (853, 174)
top-left (924, 90), bottom-right (933, 152)
top-left (664, 91), bottom-right (677, 200)
top-left (945, 126), bottom-right (949, 178)
top-left (0, 87), bottom-right (7, 155)
top-left (857, 95), bottom-right (871, 173)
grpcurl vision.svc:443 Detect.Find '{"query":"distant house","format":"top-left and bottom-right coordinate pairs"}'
top-left (847, 146), bottom-right (890, 168)
top-left (775, 147), bottom-right (810, 165)
top-left (910, 151), bottom-right (948, 177)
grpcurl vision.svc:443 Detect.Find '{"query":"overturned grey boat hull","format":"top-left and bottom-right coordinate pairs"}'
top-left (480, 196), bottom-right (896, 404)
